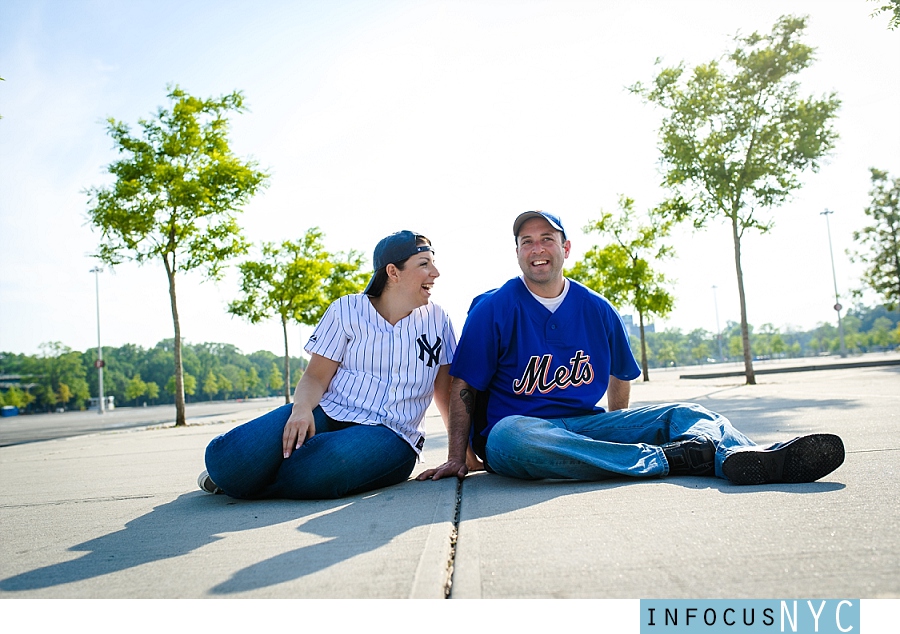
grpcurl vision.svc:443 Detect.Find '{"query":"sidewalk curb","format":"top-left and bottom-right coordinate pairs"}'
top-left (680, 358), bottom-right (900, 379)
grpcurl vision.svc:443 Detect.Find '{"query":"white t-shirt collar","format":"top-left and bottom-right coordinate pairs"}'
top-left (519, 276), bottom-right (569, 313)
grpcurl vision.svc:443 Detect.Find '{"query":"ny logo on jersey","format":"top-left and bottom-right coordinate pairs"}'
top-left (512, 350), bottom-right (594, 395)
top-left (416, 334), bottom-right (443, 367)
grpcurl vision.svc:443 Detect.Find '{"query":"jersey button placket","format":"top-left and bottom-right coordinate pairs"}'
top-left (387, 328), bottom-right (402, 421)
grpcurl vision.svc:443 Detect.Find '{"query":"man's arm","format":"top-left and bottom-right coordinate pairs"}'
top-left (607, 376), bottom-right (631, 411)
top-left (417, 376), bottom-right (475, 481)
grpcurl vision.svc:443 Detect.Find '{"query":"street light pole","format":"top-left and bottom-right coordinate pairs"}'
top-left (90, 266), bottom-right (105, 414)
top-left (821, 209), bottom-right (848, 358)
top-left (712, 285), bottom-right (724, 361)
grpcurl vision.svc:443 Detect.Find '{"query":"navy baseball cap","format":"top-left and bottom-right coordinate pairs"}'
top-left (513, 211), bottom-right (567, 241)
top-left (364, 230), bottom-right (434, 293)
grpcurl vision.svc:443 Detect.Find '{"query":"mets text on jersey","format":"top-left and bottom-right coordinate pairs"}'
top-left (513, 351), bottom-right (594, 395)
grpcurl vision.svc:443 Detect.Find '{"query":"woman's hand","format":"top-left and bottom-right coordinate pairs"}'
top-left (282, 354), bottom-right (340, 459)
top-left (282, 406), bottom-right (316, 459)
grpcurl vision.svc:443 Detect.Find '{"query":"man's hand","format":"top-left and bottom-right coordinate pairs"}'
top-left (282, 407), bottom-right (315, 459)
top-left (418, 376), bottom-right (478, 481)
top-left (416, 459), bottom-right (468, 481)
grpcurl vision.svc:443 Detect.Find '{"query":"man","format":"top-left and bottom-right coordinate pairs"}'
top-left (419, 211), bottom-right (845, 485)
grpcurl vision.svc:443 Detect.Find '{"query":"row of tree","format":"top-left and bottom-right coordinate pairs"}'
top-left (635, 304), bottom-right (900, 370)
top-left (0, 340), bottom-right (308, 413)
top-left (3, 304), bottom-right (896, 412)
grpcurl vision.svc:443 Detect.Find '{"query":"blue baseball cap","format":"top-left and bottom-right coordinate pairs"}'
top-left (364, 230), bottom-right (434, 293)
top-left (513, 211), bottom-right (567, 241)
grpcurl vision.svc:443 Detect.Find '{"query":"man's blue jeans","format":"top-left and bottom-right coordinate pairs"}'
top-left (204, 404), bottom-right (417, 500)
top-left (485, 402), bottom-right (755, 481)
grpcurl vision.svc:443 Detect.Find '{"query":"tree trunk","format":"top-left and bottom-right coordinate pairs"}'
top-left (165, 259), bottom-right (187, 425)
top-left (639, 311), bottom-right (649, 382)
top-left (281, 316), bottom-right (291, 404)
top-left (731, 212), bottom-right (756, 385)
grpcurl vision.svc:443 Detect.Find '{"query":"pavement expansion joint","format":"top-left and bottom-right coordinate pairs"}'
top-left (444, 478), bottom-right (463, 599)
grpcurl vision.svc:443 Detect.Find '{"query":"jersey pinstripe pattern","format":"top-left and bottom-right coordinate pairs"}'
top-left (305, 294), bottom-right (457, 454)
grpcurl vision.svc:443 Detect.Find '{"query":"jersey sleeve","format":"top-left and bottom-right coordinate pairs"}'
top-left (449, 298), bottom-right (498, 391)
top-left (304, 297), bottom-right (349, 363)
top-left (439, 309), bottom-right (458, 366)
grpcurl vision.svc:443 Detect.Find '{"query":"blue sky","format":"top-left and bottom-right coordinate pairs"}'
top-left (1, 0), bottom-right (898, 358)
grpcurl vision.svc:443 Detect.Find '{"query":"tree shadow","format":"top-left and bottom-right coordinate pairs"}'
top-left (0, 492), bottom-right (323, 592)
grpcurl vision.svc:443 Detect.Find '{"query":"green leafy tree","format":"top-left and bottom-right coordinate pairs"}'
top-left (229, 228), bottom-right (366, 403)
top-left (166, 372), bottom-right (196, 399)
top-left (849, 169), bottom-right (900, 310)
top-left (691, 342), bottom-right (711, 364)
top-left (870, 317), bottom-right (895, 348)
top-left (30, 342), bottom-right (91, 411)
top-left (85, 86), bottom-right (269, 425)
top-left (145, 381), bottom-right (160, 403)
top-left (870, 0), bottom-right (900, 29)
top-left (125, 374), bottom-right (148, 405)
top-left (267, 362), bottom-right (284, 395)
top-left (630, 15), bottom-right (840, 384)
top-left (567, 196), bottom-right (675, 381)
top-left (247, 366), bottom-right (261, 397)
top-left (202, 371), bottom-right (219, 401)
top-left (217, 372), bottom-right (233, 399)
top-left (57, 383), bottom-right (73, 408)
top-left (657, 341), bottom-right (681, 367)
top-left (0, 386), bottom-right (35, 410)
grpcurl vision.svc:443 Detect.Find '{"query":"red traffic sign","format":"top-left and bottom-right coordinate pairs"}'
top-left (94, 360), bottom-right (106, 368)
top-left (833, 303), bottom-right (843, 312)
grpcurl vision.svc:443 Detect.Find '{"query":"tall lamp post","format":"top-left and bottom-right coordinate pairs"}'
top-left (821, 209), bottom-right (847, 358)
top-left (90, 266), bottom-right (106, 413)
top-left (712, 285), bottom-right (724, 361)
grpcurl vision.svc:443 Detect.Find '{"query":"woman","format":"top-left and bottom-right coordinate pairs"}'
top-left (198, 230), bottom-right (457, 499)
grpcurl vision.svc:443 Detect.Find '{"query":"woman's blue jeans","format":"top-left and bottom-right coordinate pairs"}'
top-left (485, 402), bottom-right (756, 481)
top-left (204, 404), bottom-right (417, 500)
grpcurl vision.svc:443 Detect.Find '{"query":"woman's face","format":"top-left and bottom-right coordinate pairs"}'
top-left (393, 250), bottom-right (440, 305)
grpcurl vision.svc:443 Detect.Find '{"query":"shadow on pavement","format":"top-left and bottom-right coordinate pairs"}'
top-left (0, 492), bottom-right (314, 592)
top-left (0, 469), bottom-right (847, 595)
top-left (683, 396), bottom-right (863, 437)
top-left (0, 392), bottom-right (855, 595)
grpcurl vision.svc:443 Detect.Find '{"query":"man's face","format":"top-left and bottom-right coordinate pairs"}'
top-left (515, 217), bottom-right (571, 293)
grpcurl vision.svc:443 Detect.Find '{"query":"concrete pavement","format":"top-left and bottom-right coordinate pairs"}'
top-left (1, 362), bottom-right (897, 606)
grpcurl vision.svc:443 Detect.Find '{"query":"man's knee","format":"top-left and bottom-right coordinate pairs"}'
top-left (486, 415), bottom-right (552, 454)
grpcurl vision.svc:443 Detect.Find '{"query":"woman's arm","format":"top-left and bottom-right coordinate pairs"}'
top-left (282, 353), bottom-right (340, 459)
top-left (433, 364), bottom-right (451, 427)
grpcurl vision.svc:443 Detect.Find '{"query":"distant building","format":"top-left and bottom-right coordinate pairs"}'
top-left (0, 374), bottom-right (37, 390)
top-left (621, 314), bottom-right (655, 338)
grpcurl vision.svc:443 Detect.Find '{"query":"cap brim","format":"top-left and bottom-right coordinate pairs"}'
top-left (363, 271), bottom-right (377, 294)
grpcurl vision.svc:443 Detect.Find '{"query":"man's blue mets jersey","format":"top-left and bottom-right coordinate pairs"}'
top-left (450, 277), bottom-right (641, 438)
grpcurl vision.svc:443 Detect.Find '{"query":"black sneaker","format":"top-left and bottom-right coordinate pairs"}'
top-left (662, 436), bottom-right (716, 476)
top-left (722, 434), bottom-right (845, 485)
top-left (197, 470), bottom-right (223, 494)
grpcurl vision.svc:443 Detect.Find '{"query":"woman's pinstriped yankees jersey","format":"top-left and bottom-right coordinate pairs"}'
top-left (305, 294), bottom-right (458, 454)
